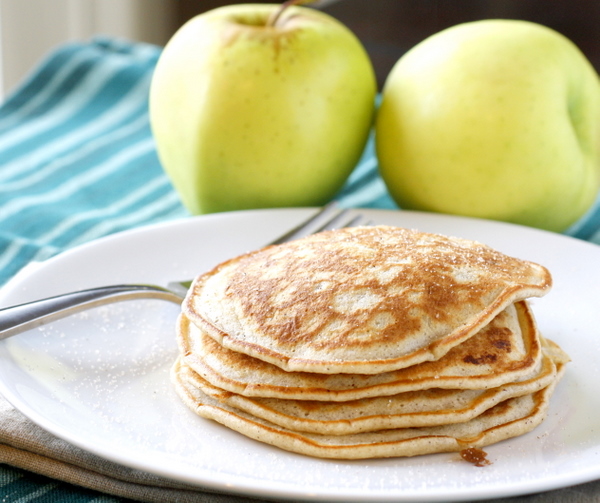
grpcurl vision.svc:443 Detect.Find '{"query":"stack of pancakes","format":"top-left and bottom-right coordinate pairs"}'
top-left (172, 225), bottom-right (569, 459)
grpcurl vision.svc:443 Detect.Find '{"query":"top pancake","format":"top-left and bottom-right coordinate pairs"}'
top-left (184, 225), bottom-right (552, 374)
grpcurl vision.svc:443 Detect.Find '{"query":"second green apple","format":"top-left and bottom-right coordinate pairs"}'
top-left (150, 3), bottom-right (376, 215)
top-left (376, 19), bottom-right (600, 232)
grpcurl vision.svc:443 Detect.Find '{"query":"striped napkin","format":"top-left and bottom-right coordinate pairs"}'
top-left (0, 38), bottom-right (187, 286)
top-left (0, 37), bottom-right (599, 503)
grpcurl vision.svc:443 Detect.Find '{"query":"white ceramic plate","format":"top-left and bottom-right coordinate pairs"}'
top-left (1, 208), bottom-right (599, 502)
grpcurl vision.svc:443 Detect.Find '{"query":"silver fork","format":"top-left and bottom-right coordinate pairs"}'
top-left (0, 203), bottom-right (369, 339)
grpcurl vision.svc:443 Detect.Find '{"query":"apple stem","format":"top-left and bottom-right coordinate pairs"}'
top-left (266, 0), bottom-right (318, 28)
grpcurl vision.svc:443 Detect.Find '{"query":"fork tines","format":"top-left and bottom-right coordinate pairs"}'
top-left (270, 202), bottom-right (369, 246)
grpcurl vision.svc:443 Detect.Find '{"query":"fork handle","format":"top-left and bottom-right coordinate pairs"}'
top-left (0, 285), bottom-right (182, 340)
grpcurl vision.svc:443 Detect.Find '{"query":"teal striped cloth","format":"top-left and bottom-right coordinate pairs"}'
top-left (1, 37), bottom-right (600, 503)
top-left (0, 38), bottom-right (188, 286)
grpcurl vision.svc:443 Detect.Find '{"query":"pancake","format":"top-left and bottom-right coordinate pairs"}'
top-left (183, 226), bottom-right (552, 374)
top-left (178, 301), bottom-right (545, 401)
top-left (172, 359), bottom-right (565, 460)
top-left (178, 348), bottom-right (558, 434)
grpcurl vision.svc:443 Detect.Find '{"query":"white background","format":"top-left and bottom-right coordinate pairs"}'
top-left (0, 0), bottom-right (176, 101)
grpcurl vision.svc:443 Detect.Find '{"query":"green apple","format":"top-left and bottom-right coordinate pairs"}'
top-left (375, 19), bottom-right (600, 232)
top-left (149, 2), bottom-right (376, 215)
